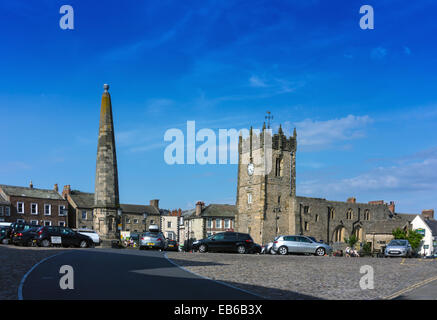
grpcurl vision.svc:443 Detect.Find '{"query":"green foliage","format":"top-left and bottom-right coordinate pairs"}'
top-left (392, 228), bottom-right (423, 251)
top-left (344, 234), bottom-right (358, 248)
top-left (362, 242), bottom-right (372, 255)
top-left (407, 230), bottom-right (424, 251)
top-left (392, 228), bottom-right (407, 239)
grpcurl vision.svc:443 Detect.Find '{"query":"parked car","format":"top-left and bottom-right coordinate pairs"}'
top-left (12, 226), bottom-right (41, 246)
top-left (272, 235), bottom-right (333, 256)
top-left (9, 223), bottom-right (36, 240)
top-left (0, 227), bottom-right (11, 244)
top-left (166, 239), bottom-right (179, 251)
top-left (192, 232), bottom-right (258, 254)
top-left (139, 231), bottom-right (167, 250)
top-left (35, 226), bottom-right (94, 248)
top-left (75, 229), bottom-right (101, 246)
top-left (384, 239), bottom-right (412, 257)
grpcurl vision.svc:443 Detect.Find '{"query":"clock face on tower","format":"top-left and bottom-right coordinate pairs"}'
top-left (247, 163), bottom-right (254, 176)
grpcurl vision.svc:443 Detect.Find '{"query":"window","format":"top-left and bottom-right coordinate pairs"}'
top-left (31, 203), bottom-right (38, 215)
top-left (59, 205), bottom-right (66, 216)
top-left (207, 219), bottom-right (212, 228)
top-left (179, 217), bottom-right (184, 225)
top-left (17, 202), bottom-right (24, 214)
top-left (30, 220), bottom-right (38, 225)
top-left (167, 221), bottom-right (172, 228)
top-left (17, 219), bottom-right (25, 223)
top-left (212, 233), bottom-right (224, 240)
top-left (44, 221), bottom-right (52, 226)
top-left (329, 208), bottom-right (335, 219)
top-left (224, 219), bottom-right (230, 229)
top-left (82, 210), bottom-right (87, 220)
top-left (59, 221), bottom-right (66, 227)
top-left (150, 220), bottom-right (155, 224)
top-left (304, 206), bottom-right (310, 214)
top-left (5, 207), bottom-right (10, 216)
top-left (247, 193), bottom-right (252, 204)
top-left (44, 204), bottom-right (51, 215)
top-left (0, 207), bottom-right (3, 216)
top-left (346, 209), bottom-right (353, 220)
top-left (275, 158), bottom-right (281, 176)
top-left (364, 209), bottom-right (370, 220)
top-left (133, 219), bottom-right (139, 224)
top-left (315, 214), bottom-right (319, 222)
top-left (278, 196), bottom-right (281, 204)
top-left (126, 218), bottom-right (131, 223)
top-left (304, 221), bottom-right (309, 231)
top-left (216, 218), bottom-right (222, 228)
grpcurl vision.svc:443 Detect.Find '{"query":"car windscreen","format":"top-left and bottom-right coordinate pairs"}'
top-left (142, 232), bottom-right (162, 238)
top-left (389, 240), bottom-right (407, 246)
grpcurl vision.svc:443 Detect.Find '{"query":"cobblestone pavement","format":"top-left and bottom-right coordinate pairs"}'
top-left (166, 252), bottom-right (437, 300)
top-left (0, 245), bottom-right (70, 300)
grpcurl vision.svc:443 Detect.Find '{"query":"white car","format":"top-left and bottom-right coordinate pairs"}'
top-left (75, 229), bottom-right (101, 246)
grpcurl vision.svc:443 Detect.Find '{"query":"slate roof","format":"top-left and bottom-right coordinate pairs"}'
top-left (185, 204), bottom-right (237, 219)
top-left (120, 204), bottom-right (160, 215)
top-left (367, 220), bottom-right (410, 234)
top-left (0, 193), bottom-right (9, 205)
top-left (424, 219), bottom-right (437, 236)
top-left (68, 191), bottom-right (160, 215)
top-left (0, 184), bottom-right (63, 200)
top-left (69, 191), bottom-right (94, 208)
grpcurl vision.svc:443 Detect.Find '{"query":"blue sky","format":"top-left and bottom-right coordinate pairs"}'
top-left (1, 0), bottom-right (436, 213)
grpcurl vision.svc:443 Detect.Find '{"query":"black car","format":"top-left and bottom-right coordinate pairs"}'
top-left (165, 240), bottom-right (179, 251)
top-left (8, 223), bottom-right (36, 242)
top-left (192, 232), bottom-right (258, 254)
top-left (0, 227), bottom-right (11, 244)
top-left (12, 226), bottom-right (41, 246)
top-left (35, 226), bottom-right (94, 248)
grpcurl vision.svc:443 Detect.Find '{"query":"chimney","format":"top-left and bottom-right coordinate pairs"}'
top-left (196, 201), bottom-right (204, 216)
top-left (347, 197), bottom-right (356, 204)
top-left (29, 181), bottom-right (33, 189)
top-left (178, 208), bottom-right (182, 217)
top-left (422, 209), bottom-right (434, 220)
top-left (388, 201), bottom-right (395, 214)
top-left (62, 185), bottom-right (71, 199)
top-left (150, 199), bottom-right (159, 210)
top-left (368, 200), bottom-right (384, 205)
top-left (54, 184), bottom-right (59, 192)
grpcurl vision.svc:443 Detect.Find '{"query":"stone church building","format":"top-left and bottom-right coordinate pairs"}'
top-left (235, 125), bottom-right (413, 250)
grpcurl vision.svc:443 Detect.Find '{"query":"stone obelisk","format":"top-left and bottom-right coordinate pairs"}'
top-left (93, 84), bottom-right (120, 244)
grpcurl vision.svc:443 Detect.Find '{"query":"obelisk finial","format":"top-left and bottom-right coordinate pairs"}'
top-left (103, 84), bottom-right (109, 92)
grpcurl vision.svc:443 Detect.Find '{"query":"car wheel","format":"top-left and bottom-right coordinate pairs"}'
top-left (41, 239), bottom-right (50, 247)
top-left (139, 246), bottom-right (144, 250)
top-left (1, 239), bottom-right (9, 245)
top-left (315, 247), bottom-right (326, 256)
top-left (278, 246), bottom-right (288, 255)
top-left (79, 240), bottom-right (88, 248)
top-left (237, 245), bottom-right (246, 254)
top-left (199, 244), bottom-right (207, 253)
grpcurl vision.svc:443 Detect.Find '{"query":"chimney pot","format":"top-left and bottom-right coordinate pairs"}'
top-left (29, 181), bottom-right (33, 189)
top-left (150, 199), bottom-right (159, 210)
top-left (54, 184), bottom-right (59, 192)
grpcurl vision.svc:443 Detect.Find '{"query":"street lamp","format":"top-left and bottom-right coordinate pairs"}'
top-left (143, 213), bottom-right (148, 231)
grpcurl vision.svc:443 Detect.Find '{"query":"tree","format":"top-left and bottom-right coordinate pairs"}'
top-left (392, 228), bottom-right (423, 252)
top-left (392, 228), bottom-right (407, 239)
top-left (407, 230), bottom-right (423, 251)
top-left (344, 234), bottom-right (358, 248)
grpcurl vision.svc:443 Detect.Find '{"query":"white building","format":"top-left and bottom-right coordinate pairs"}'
top-left (411, 214), bottom-right (437, 256)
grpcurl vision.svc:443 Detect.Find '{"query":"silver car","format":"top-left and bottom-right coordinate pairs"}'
top-left (384, 239), bottom-right (412, 257)
top-left (139, 231), bottom-right (167, 250)
top-left (272, 235), bottom-right (333, 256)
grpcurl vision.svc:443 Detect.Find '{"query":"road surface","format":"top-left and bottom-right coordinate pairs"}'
top-left (20, 248), bottom-right (262, 300)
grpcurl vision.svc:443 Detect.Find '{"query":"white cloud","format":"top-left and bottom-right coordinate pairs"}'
top-left (299, 148), bottom-right (437, 196)
top-left (283, 115), bottom-right (373, 149)
top-left (371, 47), bottom-right (388, 60)
top-left (249, 75), bottom-right (267, 87)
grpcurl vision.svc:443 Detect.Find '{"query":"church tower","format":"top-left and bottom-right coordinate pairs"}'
top-left (93, 84), bottom-right (120, 242)
top-left (235, 124), bottom-right (297, 244)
